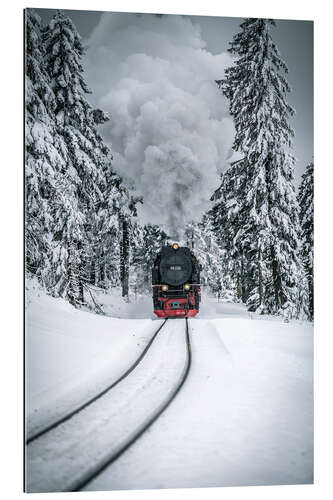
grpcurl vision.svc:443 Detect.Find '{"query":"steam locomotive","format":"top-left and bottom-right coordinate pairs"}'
top-left (152, 243), bottom-right (201, 318)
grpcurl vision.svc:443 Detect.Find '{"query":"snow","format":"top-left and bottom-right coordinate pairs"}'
top-left (27, 319), bottom-right (187, 492)
top-left (84, 312), bottom-right (313, 491)
top-left (88, 286), bottom-right (156, 319)
top-left (26, 280), bottom-right (162, 440)
top-left (25, 282), bottom-right (313, 492)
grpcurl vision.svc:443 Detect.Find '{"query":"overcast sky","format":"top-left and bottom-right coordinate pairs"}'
top-left (35, 8), bottom-right (313, 235)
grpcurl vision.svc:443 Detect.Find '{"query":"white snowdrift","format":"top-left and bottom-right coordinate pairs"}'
top-left (25, 282), bottom-right (313, 491)
top-left (27, 320), bottom-right (187, 493)
top-left (86, 308), bottom-right (313, 490)
top-left (25, 280), bottom-right (161, 439)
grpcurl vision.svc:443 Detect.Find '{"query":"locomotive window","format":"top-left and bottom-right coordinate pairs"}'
top-left (170, 265), bottom-right (182, 270)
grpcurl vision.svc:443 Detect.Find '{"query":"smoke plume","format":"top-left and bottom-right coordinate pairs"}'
top-left (85, 13), bottom-right (234, 237)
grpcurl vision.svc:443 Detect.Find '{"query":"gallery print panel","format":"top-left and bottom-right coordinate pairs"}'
top-left (24, 6), bottom-right (313, 493)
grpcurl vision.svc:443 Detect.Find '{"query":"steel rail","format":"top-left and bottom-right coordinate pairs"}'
top-left (26, 319), bottom-right (168, 444)
top-left (71, 318), bottom-right (192, 492)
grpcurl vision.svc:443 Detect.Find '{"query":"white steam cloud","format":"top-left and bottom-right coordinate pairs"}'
top-left (85, 13), bottom-right (234, 236)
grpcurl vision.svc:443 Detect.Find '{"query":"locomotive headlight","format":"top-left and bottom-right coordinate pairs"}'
top-left (184, 284), bottom-right (190, 291)
top-left (161, 284), bottom-right (168, 292)
top-left (172, 243), bottom-right (179, 250)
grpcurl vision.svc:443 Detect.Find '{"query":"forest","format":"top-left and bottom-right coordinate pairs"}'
top-left (25, 10), bottom-right (314, 320)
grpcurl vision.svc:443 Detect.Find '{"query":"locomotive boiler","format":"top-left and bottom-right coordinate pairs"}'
top-left (152, 243), bottom-right (201, 318)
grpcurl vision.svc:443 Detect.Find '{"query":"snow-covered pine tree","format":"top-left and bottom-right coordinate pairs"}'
top-left (25, 9), bottom-right (61, 287)
top-left (115, 192), bottom-right (142, 299)
top-left (129, 222), bottom-right (145, 295)
top-left (210, 161), bottom-right (252, 303)
top-left (143, 225), bottom-right (168, 289)
top-left (185, 219), bottom-right (236, 301)
top-left (42, 11), bottom-right (117, 305)
top-left (87, 169), bottom-right (124, 290)
top-left (298, 162), bottom-right (314, 319)
top-left (217, 18), bottom-right (303, 318)
top-left (185, 222), bottom-right (195, 250)
top-left (119, 211), bottom-right (130, 299)
top-left (130, 223), bottom-right (168, 295)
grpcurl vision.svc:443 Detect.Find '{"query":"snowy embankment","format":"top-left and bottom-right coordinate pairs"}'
top-left (25, 279), bottom-right (161, 440)
top-left (86, 313), bottom-right (313, 491)
top-left (27, 319), bottom-right (187, 493)
top-left (26, 282), bottom-right (313, 491)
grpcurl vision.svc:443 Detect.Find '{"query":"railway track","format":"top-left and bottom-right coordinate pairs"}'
top-left (26, 318), bottom-right (192, 493)
top-left (26, 319), bottom-right (168, 444)
top-left (74, 318), bottom-right (191, 492)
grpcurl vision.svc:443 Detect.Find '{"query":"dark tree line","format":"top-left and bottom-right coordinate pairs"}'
top-left (26, 11), bottom-right (313, 320)
top-left (187, 19), bottom-right (313, 320)
top-left (298, 162), bottom-right (314, 319)
top-left (25, 9), bottom-right (154, 307)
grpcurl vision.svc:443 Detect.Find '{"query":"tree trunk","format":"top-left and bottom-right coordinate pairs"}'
top-left (257, 259), bottom-right (263, 308)
top-left (270, 244), bottom-right (286, 312)
top-left (120, 214), bottom-right (129, 298)
top-left (67, 241), bottom-right (84, 306)
top-left (100, 258), bottom-right (105, 287)
top-left (308, 265), bottom-right (313, 320)
top-left (236, 273), bottom-right (242, 301)
top-left (90, 259), bottom-right (95, 284)
top-left (67, 247), bottom-right (76, 306)
top-left (77, 240), bottom-right (84, 304)
top-left (240, 255), bottom-right (247, 302)
top-left (145, 262), bottom-right (150, 290)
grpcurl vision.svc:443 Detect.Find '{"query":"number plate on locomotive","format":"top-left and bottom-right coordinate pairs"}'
top-left (171, 301), bottom-right (182, 309)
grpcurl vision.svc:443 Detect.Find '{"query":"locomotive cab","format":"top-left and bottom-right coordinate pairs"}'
top-left (152, 243), bottom-right (201, 318)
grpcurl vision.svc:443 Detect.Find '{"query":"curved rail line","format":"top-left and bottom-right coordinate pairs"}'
top-left (72, 318), bottom-right (192, 492)
top-left (26, 319), bottom-right (168, 444)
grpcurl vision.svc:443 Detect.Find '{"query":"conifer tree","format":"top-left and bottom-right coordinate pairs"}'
top-left (87, 170), bottom-right (123, 289)
top-left (25, 9), bottom-right (131, 308)
top-left (217, 18), bottom-right (303, 318)
top-left (185, 219), bottom-right (236, 301)
top-left (143, 225), bottom-right (168, 288)
top-left (298, 162), bottom-right (314, 319)
top-left (130, 223), bottom-right (168, 294)
top-left (25, 9), bottom-right (60, 286)
top-left (129, 222), bottom-right (145, 295)
top-left (25, 9), bottom-right (85, 303)
top-left (210, 161), bottom-right (251, 303)
top-left (42, 11), bottom-right (116, 305)
top-left (118, 195), bottom-right (144, 298)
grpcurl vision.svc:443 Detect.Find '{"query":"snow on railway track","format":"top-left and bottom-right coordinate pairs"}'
top-left (82, 317), bottom-right (312, 491)
top-left (26, 320), bottom-right (168, 443)
top-left (26, 318), bottom-right (191, 493)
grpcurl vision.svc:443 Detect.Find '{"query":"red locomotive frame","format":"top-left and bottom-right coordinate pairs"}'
top-left (152, 283), bottom-right (201, 318)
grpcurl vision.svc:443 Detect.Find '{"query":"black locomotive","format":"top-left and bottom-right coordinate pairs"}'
top-left (152, 243), bottom-right (201, 318)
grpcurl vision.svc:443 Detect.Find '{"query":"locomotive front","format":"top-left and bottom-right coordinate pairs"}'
top-left (152, 243), bottom-right (201, 318)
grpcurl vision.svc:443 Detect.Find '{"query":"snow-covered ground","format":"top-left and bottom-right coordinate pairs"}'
top-left (26, 280), bottom-right (162, 440)
top-left (27, 319), bottom-right (187, 492)
top-left (25, 281), bottom-right (313, 492)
